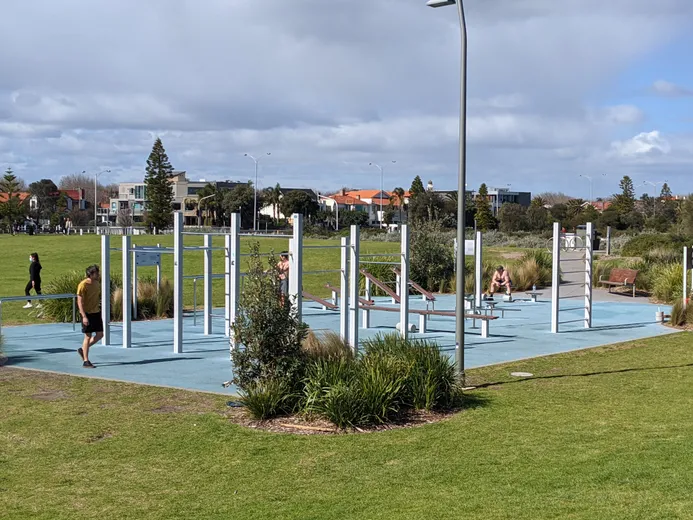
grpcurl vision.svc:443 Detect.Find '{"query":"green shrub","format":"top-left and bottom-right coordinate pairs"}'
top-left (642, 247), bottom-right (681, 266)
top-left (669, 300), bottom-right (686, 327)
top-left (651, 263), bottom-right (683, 303)
top-left (239, 379), bottom-right (298, 420)
top-left (621, 234), bottom-right (685, 257)
top-left (410, 221), bottom-right (455, 293)
top-left (40, 270), bottom-right (84, 323)
top-left (231, 242), bottom-right (309, 395)
top-left (302, 331), bottom-right (353, 362)
top-left (358, 257), bottom-right (399, 297)
top-left (358, 354), bottom-right (407, 423)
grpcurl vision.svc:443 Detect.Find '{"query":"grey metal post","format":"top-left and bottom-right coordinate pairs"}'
top-left (228, 214), bottom-right (241, 349)
top-left (551, 222), bottom-right (561, 333)
top-left (173, 211), bottom-right (183, 353)
top-left (101, 235), bottom-right (111, 345)
top-left (203, 234), bottom-right (213, 335)
top-left (156, 243), bottom-right (161, 292)
top-left (684, 247), bottom-right (689, 309)
top-left (585, 222), bottom-right (593, 329)
top-left (340, 236), bottom-right (349, 343)
top-left (606, 226), bottom-right (612, 256)
top-left (122, 235), bottom-right (132, 348)
top-left (474, 231), bottom-right (483, 309)
top-left (132, 247), bottom-right (138, 320)
top-left (349, 225), bottom-right (360, 354)
top-left (400, 224), bottom-right (410, 339)
top-left (289, 214), bottom-right (303, 322)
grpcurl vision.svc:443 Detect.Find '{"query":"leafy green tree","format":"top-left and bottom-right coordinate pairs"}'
top-left (410, 220), bottom-right (455, 292)
top-left (678, 195), bottom-right (693, 236)
top-left (144, 138), bottom-right (175, 230)
top-left (392, 186), bottom-right (406, 223)
top-left (383, 207), bottom-right (395, 225)
top-left (265, 183), bottom-right (282, 224)
top-left (196, 183), bottom-right (219, 226)
top-left (549, 203), bottom-right (568, 223)
top-left (497, 203), bottom-right (528, 232)
top-left (341, 211), bottom-right (368, 227)
top-left (280, 191), bottom-right (319, 219)
top-left (223, 182), bottom-right (255, 227)
top-left (474, 184), bottom-right (495, 231)
top-left (28, 179), bottom-right (59, 220)
top-left (660, 183), bottom-right (672, 200)
top-left (530, 196), bottom-right (546, 208)
top-left (526, 205), bottom-right (551, 232)
top-left (612, 175), bottom-right (636, 216)
top-left (410, 176), bottom-right (425, 199)
top-left (409, 191), bottom-right (444, 223)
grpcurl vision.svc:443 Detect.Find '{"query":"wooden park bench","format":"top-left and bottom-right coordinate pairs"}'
top-left (302, 291), bottom-right (337, 311)
top-left (598, 268), bottom-right (638, 297)
top-left (359, 304), bottom-right (498, 338)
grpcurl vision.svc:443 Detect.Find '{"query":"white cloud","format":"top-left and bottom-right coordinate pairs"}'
top-left (610, 131), bottom-right (672, 158)
top-left (651, 80), bottom-right (693, 97)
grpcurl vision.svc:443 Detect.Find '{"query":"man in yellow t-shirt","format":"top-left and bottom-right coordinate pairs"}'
top-left (76, 265), bottom-right (103, 368)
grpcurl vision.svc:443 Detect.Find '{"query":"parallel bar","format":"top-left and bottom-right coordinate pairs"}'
top-left (349, 225), bottom-right (360, 354)
top-left (203, 234), bottom-right (213, 335)
top-left (303, 244), bottom-right (347, 250)
top-left (359, 261), bottom-right (401, 266)
top-left (173, 212), bottom-right (184, 353)
top-left (303, 269), bottom-right (342, 275)
top-left (101, 235), bottom-right (111, 345)
top-left (239, 233), bottom-right (292, 239)
top-left (358, 253), bottom-right (403, 258)
top-left (551, 222), bottom-right (560, 333)
top-left (400, 224), bottom-right (410, 339)
top-left (184, 274), bottom-right (225, 280)
top-left (340, 237), bottom-right (349, 343)
top-left (585, 222), bottom-right (593, 329)
top-left (122, 235), bottom-right (132, 348)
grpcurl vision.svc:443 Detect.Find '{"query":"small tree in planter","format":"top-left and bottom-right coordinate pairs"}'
top-left (231, 242), bottom-right (309, 401)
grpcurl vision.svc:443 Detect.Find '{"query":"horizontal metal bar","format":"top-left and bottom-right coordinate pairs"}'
top-left (558, 295), bottom-right (586, 300)
top-left (560, 258), bottom-right (586, 262)
top-left (239, 252), bottom-right (280, 257)
top-left (561, 307), bottom-right (588, 312)
top-left (559, 318), bottom-right (588, 324)
top-left (360, 261), bottom-right (401, 266)
top-left (561, 270), bottom-right (586, 275)
top-left (303, 269), bottom-right (342, 275)
top-left (183, 274), bottom-right (226, 280)
top-left (239, 233), bottom-right (292, 239)
top-left (181, 231), bottom-right (232, 236)
top-left (302, 245), bottom-right (346, 250)
top-left (359, 253), bottom-right (403, 258)
top-left (0, 293), bottom-right (76, 303)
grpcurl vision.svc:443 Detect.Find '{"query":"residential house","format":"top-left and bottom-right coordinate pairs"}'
top-left (471, 187), bottom-right (531, 216)
top-left (320, 189), bottom-right (410, 227)
top-left (259, 188), bottom-right (319, 221)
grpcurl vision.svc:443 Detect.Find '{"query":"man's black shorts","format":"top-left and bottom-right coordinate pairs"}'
top-left (82, 312), bottom-right (104, 334)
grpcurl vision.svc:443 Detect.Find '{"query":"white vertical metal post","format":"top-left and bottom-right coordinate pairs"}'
top-left (228, 214), bottom-right (241, 348)
top-left (156, 243), bottom-right (161, 292)
top-left (203, 234), bottom-right (213, 335)
top-left (224, 235), bottom-right (231, 338)
top-left (173, 212), bottom-right (183, 354)
top-left (289, 214), bottom-right (303, 322)
top-left (585, 222), bottom-right (593, 329)
top-left (551, 222), bottom-right (561, 333)
top-left (400, 224), bottom-right (410, 339)
top-left (349, 225), bottom-right (360, 354)
top-left (101, 235), bottom-right (110, 346)
top-left (395, 271), bottom-right (402, 300)
top-left (684, 247), bottom-right (689, 309)
top-left (362, 276), bottom-right (371, 328)
top-left (132, 247), bottom-right (138, 320)
top-left (340, 236), bottom-right (349, 343)
top-left (122, 235), bottom-right (132, 348)
top-left (474, 231), bottom-right (483, 309)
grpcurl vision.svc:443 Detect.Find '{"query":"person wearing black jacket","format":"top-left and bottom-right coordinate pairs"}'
top-left (24, 252), bottom-right (42, 309)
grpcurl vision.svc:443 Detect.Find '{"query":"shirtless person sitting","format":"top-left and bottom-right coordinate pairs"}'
top-left (487, 266), bottom-right (512, 300)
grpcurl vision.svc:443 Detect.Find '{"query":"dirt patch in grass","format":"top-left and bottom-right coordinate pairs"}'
top-left (225, 406), bottom-right (461, 435)
top-left (30, 389), bottom-right (72, 401)
top-left (86, 431), bottom-right (114, 443)
top-left (500, 251), bottom-right (525, 260)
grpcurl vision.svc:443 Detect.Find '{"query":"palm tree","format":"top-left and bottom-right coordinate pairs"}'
top-left (566, 198), bottom-right (586, 219)
top-left (268, 183), bottom-right (282, 224)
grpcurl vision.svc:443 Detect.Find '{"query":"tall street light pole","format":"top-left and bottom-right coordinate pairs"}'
top-left (370, 160), bottom-right (396, 229)
top-left (642, 180), bottom-right (665, 217)
top-left (579, 174), bottom-right (593, 204)
top-left (244, 152), bottom-right (271, 231)
top-left (427, 0), bottom-right (467, 383)
top-left (85, 169), bottom-right (111, 232)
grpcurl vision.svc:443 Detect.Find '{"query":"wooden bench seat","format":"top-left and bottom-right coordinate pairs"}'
top-left (302, 291), bottom-right (337, 311)
top-left (392, 267), bottom-right (436, 303)
top-left (598, 268), bottom-right (638, 297)
top-left (324, 283), bottom-right (375, 307)
top-left (359, 304), bottom-right (498, 338)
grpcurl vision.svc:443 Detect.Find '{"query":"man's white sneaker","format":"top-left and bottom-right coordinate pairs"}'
top-left (23, 303), bottom-right (33, 309)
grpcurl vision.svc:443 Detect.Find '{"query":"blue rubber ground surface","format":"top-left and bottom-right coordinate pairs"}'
top-left (1, 295), bottom-right (675, 395)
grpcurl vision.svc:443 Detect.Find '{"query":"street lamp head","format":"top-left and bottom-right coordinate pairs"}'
top-left (266, 152), bottom-right (271, 156)
top-left (244, 153), bottom-right (248, 157)
top-left (427, 0), bottom-right (456, 6)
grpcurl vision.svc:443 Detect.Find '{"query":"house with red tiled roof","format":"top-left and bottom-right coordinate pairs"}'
top-left (321, 188), bottom-right (410, 228)
top-left (0, 192), bottom-right (31, 204)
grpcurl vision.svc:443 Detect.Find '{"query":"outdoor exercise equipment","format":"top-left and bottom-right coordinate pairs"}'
top-left (551, 221), bottom-right (594, 333)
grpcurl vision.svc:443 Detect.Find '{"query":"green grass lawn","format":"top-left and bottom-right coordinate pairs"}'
top-left (2, 333), bottom-right (692, 519)
top-left (0, 234), bottom-right (400, 325)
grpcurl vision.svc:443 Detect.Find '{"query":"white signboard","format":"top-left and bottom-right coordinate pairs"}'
top-left (135, 251), bottom-right (161, 267)
top-left (454, 239), bottom-right (476, 257)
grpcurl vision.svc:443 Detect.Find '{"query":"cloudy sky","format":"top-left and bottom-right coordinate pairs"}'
top-left (2, 0), bottom-right (692, 199)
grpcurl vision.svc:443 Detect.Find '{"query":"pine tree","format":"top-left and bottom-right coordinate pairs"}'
top-left (144, 138), bottom-right (175, 230)
top-left (0, 167), bottom-right (25, 227)
top-left (660, 183), bottom-right (672, 200)
top-left (613, 175), bottom-right (635, 216)
top-left (410, 176), bottom-right (425, 199)
top-left (475, 183), bottom-right (495, 231)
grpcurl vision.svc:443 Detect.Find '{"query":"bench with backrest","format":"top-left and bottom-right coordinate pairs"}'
top-left (361, 269), bottom-right (401, 304)
top-left (359, 304), bottom-right (498, 338)
top-left (324, 283), bottom-right (374, 307)
top-left (598, 268), bottom-right (638, 297)
top-left (392, 267), bottom-right (436, 304)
